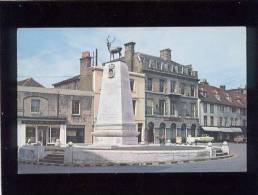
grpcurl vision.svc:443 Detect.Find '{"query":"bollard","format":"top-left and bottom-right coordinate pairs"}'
top-left (207, 142), bottom-right (213, 157)
top-left (221, 141), bottom-right (230, 154)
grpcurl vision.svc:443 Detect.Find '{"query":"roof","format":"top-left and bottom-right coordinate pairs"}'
top-left (17, 77), bottom-right (44, 88)
top-left (18, 86), bottom-right (93, 96)
top-left (52, 75), bottom-right (80, 86)
top-left (136, 52), bottom-right (185, 67)
top-left (199, 83), bottom-right (246, 108)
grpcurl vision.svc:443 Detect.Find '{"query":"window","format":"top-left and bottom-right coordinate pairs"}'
top-left (204, 116), bottom-right (207, 126)
top-left (66, 128), bottom-right (84, 143)
top-left (170, 80), bottom-right (176, 93)
top-left (219, 117), bottom-right (223, 127)
top-left (242, 119), bottom-right (246, 126)
top-left (180, 83), bottom-right (185, 95)
top-left (210, 104), bottom-right (214, 113)
top-left (26, 126), bottom-right (36, 143)
top-left (224, 117), bottom-right (228, 127)
top-left (204, 103), bottom-right (207, 113)
top-left (130, 79), bottom-right (134, 91)
top-left (232, 107), bottom-right (236, 113)
top-left (72, 100), bottom-right (80, 115)
top-left (159, 79), bottom-right (165, 93)
top-left (49, 127), bottom-right (60, 143)
top-left (146, 78), bottom-right (153, 91)
top-left (231, 118), bottom-right (233, 126)
top-left (159, 100), bottom-right (165, 115)
top-left (170, 100), bottom-right (175, 115)
top-left (210, 116), bottom-right (214, 126)
top-left (31, 99), bottom-right (40, 113)
top-left (132, 99), bottom-right (136, 115)
top-left (191, 103), bottom-right (197, 117)
top-left (178, 66), bottom-right (183, 74)
top-left (240, 108), bottom-right (246, 115)
top-left (146, 99), bottom-right (154, 115)
top-left (190, 84), bottom-right (195, 97)
top-left (235, 118), bottom-right (238, 126)
top-left (220, 105), bottom-right (224, 112)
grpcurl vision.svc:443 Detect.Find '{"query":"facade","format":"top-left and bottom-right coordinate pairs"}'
top-left (53, 52), bottom-right (146, 143)
top-left (17, 85), bottom-right (94, 147)
top-left (198, 80), bottom-right (247, 141)
top-left (122, 43), bottom-right (199, 144)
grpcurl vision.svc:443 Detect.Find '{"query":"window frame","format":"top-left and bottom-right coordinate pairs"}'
top-left (159, 79), bottom-right (165, 93)
top-left (72, 100), bottom-right (80, 115)
top-left (146, 78), bottom-right (153, 91)
top-left (132, 99), bottom-right (136, 115)
top-left (129, 79), bottom-right (135, 92)
top-left (31, 99), bottom-right (40, 113)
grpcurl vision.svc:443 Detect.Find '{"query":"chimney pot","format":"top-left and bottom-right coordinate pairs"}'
top-left (82, 51), bottom-right (91, 58)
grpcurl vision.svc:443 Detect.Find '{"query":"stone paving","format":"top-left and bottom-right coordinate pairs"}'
top-left (18, 143), bottom-right (246, 173)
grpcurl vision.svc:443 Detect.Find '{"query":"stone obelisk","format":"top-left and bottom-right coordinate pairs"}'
top-left (92, 60), bottom-right (139, 146)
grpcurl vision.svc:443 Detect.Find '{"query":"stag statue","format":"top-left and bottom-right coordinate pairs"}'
top-left (106, 35), bottom-right (122, 61)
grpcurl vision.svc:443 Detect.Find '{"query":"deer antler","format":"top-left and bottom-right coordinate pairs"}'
top-left (106, 35), bottom-right (111, 43)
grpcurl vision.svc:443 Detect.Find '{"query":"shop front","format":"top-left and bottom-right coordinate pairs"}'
top-left (18, 116), bottom-right (67, 147)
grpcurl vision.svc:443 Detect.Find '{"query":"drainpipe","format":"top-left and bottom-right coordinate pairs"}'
top-left (57, 92), bottom-right (60, 117)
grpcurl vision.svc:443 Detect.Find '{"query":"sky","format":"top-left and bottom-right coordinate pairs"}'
top-left (17, 27), bottom-right (246, 89)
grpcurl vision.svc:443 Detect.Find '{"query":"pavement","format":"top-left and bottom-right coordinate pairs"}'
top-left (18, 143), bottom-right (246, 174)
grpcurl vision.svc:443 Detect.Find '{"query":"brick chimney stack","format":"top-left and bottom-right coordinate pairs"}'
top-left (79, 51), bottom-right (93, 91)
top-left (220, 85), bottom-right (226, 90)
top-left (124, 42), bottom-right (135, 72)
top-left (160, 48), bottom-right (171, 61)
top-left (80, 51), bottom-right (92, 75)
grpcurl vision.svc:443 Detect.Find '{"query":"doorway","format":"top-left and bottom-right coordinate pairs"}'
top-left (37, 126), bottom-right (48, 145)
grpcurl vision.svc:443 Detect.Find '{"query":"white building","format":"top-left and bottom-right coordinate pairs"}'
top-left (198, 80), bottom-right (247, 141)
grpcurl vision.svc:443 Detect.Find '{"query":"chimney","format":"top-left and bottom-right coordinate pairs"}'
top-left (160, 48), bottom-right (171, 61)
top-left (201, 79), bottom-right (209, 85)
top-left (220, 85), bottom-right (226, 90)
top-left (124, 42), bottom-right (135, 71)
top-left (80, 51), bottom-right (92, 74)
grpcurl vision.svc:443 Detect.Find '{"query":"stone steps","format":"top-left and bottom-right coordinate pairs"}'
top-left (39, 152), bottom-right (64, 164)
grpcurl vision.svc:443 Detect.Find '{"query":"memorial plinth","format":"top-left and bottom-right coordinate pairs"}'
top-left (92, 60), bottom-right (139, 146)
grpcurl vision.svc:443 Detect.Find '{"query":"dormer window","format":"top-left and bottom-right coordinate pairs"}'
top-left (226, 93), bottom-right (232, 102)
top-left (215, 94), bottom-right (221, 101)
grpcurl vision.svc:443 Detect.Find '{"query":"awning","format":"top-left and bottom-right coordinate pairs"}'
top-left (230, 128), bottom-right (242, 133)
top-left (202, 127), bottom-right (221, 132)
top-left (220, 128), bottom-right (242, 133)
top-left (19, 116), bottom-right (66, 125)
top-left (220, 128), bottom-right (233, 133)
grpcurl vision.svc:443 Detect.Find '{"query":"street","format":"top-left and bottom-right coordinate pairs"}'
top-left (18, 143), bottom-right (246, 174)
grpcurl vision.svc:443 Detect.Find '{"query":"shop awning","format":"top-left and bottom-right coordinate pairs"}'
top-left (19, 116), bottom-right (66, 125)
top-left (230, 128), bottom-right (242, 133)
top-left (202, 127), bottom-right (221, 132)
top-left (220, 128), bottom-right (233, 133)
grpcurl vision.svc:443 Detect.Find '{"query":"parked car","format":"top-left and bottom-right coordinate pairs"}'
top-left (195, 134), bottom-right (214, 143)
top-left (234, 135), bottom-right (247, 143)
top-left (187, 134), bottom-right (214, 144)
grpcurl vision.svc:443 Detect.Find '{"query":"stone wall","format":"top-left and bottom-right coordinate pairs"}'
top-left (64, 147), bottom-right (210, 165)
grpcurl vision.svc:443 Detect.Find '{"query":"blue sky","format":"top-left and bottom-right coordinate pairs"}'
top-left (17, 27), bottom-right (246, 89)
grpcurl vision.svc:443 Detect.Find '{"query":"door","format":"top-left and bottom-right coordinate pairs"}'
top-left (38, 126), bottom-right (48, 145)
